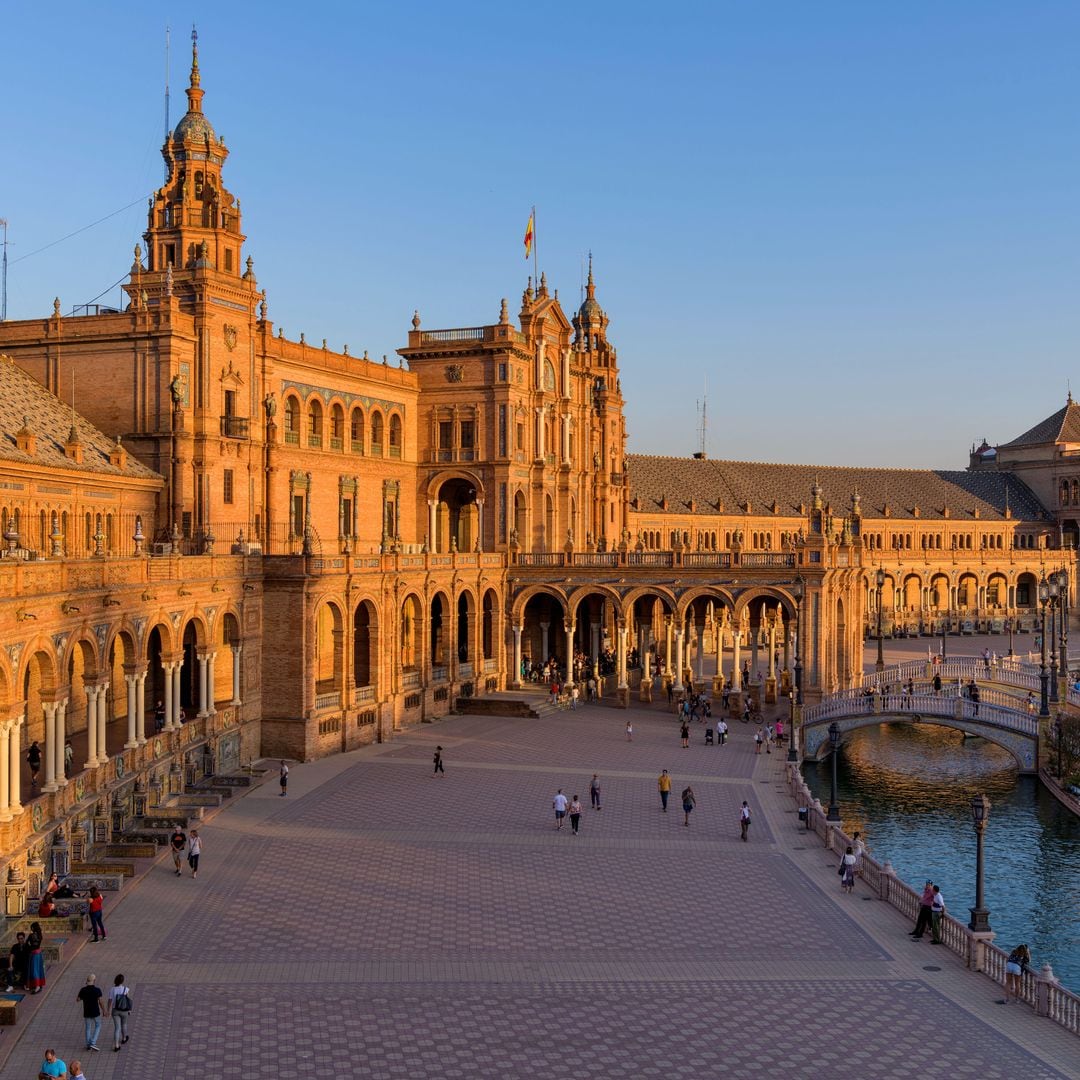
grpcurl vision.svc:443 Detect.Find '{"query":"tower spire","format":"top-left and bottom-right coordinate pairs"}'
top-left (186, 25), bottom-right (204, 113)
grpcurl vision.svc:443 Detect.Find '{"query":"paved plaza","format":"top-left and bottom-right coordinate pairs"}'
top-left (3, 698), bottom-right (1078, 1079)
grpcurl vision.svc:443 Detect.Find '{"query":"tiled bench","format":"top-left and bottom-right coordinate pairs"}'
top-left (72, 862), bottom-right (136, 878)
top-left (102, 843), bottom-right (159, 858)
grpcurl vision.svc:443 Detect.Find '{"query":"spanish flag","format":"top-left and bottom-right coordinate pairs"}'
top-left (523, 209), bottom-right (535, 260)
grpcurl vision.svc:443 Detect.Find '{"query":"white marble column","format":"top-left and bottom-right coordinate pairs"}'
top-left (8, 712), bottom-right (22, 815)
top-left (591, 623), bottom-right (601, 664)
top-left (733, 631), bottom-right (742, 689)
top-left (563, 621), bottom-right (575, 690)
top-left (512, 625), bottom-right (522, 687)
top-left (617, 624), bottom-right (628, 689)
top-left (0, 719), bottom-right (12, 821)
top-left (84, 686), bottom-right (99, 769)
top-left (206, 651), bottom-right (217, 714)
top-left (540, 622), bottom-right (550, 662)
top-left (125, 675), bottom-right (139, 748)
top-left (674, 628), bottom-right (685, 692)
top-left (231, 646), bottom-right (243, 705)
top-left (172, 660), bottom-right (182, 727)
top-left (163, 663), bottom-right (174, 731)
top-left (54, 700), bottom-right (68, 786)
top-left (43, 702), bottom-right (58, 792)
top-left (96, 685), bottom-right (108, 764)
top-left (136, 671), bottom-right (148, 745)
top-left (197, 655), bottom-right (209, 717)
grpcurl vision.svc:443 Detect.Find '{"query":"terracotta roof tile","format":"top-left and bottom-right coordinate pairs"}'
top-left (625, 454), bottom-right (1047, 522)
top-left (0, 356), bottom-right (160, 480)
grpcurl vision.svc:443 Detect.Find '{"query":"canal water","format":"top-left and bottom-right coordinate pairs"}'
top-left (802, 723), bottom-right (1080, 991)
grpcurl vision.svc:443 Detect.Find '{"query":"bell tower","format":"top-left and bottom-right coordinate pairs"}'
top-left (142, 29), bottom-right (246, 285)
top-left (572, 255), bottom-right (616, 369)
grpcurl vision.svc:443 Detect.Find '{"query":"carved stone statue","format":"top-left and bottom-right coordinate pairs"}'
top-left (264, 391), bottom-right (277, 418)
top-left (168, 374), bottom-right (184, 405)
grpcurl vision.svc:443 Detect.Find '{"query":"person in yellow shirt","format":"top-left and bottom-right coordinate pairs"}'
top-left (657, 770), bottom-right (671, 812)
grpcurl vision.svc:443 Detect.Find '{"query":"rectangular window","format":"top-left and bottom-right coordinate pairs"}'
top-left (439, 421), bottom-right (453, 450)
top-left (499, 483), bottom-right (507, 541)
top-left (292, 495), bottom-right (304, 537)
top-left (498, 405), bottom-right (507, 457)
top-left (516, 422), bottom-right (525, 451)
top-left (224, 249), bottom-right (233, 272)
top-left (223, 469), bottom-right (234, 505)
top-left (1017, 583), bottom-right (1031, 605)
top-left (460, 421), bottom-right (475, 449)
top-left (498, 363), bottom-right (507, 381)
top-left (341, 497), bottom-right (352, 537)
top-left (224, 389), bottom-right (236, 418)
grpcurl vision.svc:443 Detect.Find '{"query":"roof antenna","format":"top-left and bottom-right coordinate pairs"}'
top-left (694, 377), bottom-right (708, 459)
top-left (1068, 377), bottom-right (1073, 405)
top-left (164, 25), bottom-right (170, 180)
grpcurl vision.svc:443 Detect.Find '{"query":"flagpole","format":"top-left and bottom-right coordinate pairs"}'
top-left (532, 204), bottom-right (538, 290)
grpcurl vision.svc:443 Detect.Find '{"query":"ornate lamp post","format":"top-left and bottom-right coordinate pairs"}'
top-left (1057, 568), bottom-right (1069, 695)
top-left (1039, 576), bottom-right (1051, 717)
top-left (968, 794), bottom-right (992, 933)
top-left (940, 607), bottom-right (948, 661)
top-left (826, 721), bottom-right (842, 822)
top-left (875, 567), bottom-right (885, 673)
top-left (789, 576), bottom-right (804, 762)
top-left (1006, 616), bottom-right (1014, 658)
top-left (1049, 575), bottom-right (1060, 701)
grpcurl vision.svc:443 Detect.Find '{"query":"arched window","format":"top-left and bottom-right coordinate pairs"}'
top-left (389, 414), bottom-right (402, 458)
top-left (284, 396), bottom-right (301, 445)
top-left (308, 400), bottom-right (324, 447)
top-left (330, 404), bottom-right (345, 450)
top-left (370, 411), bottom-right (384, 456)
top-left (350, 409), bottom-right (365, 453)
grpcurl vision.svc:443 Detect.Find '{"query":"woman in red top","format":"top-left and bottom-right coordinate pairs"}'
top-left (37, 895), bottom-right (57, 918)
top-left (88, 887), bottom-right (106, 942)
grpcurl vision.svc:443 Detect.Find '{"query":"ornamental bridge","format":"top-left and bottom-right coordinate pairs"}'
top-left (798, 656), bottom-right (1072, 775)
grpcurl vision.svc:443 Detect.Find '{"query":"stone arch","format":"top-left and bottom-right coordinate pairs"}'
top-left (370, 409), bottom-right (385, 456)
top-left (429, 472), bottom-right (484, 553)
top-left (308, 397), bottom-right (325, 447)
top-left (400, 592), bottom-right (423, 672)
top-left (0, 652), bottom-right (14, 712)
top-left (901, 573), bottom-right (922, 612)
top-left (457, 588), bottom-right (476, 664)
top-left (314, 600), bottom-right (344, 702)
top-left (429, 590), bottom-right (450, 668)
top-left (329, 400), bottom-right (346, 449)
top-left (481, 587), bottom-right (499, 662)
top-left (353, 597), bottom-right (379, 693)
top-left (21, 644), bottom-right (60, 754)
top-left (283, 392), bottom-right (302, 443)
top-left (350, 406), bottom-right (366, 453)
top-left (515, 588), bottom-right (568, 676)
top-left (388, 412), bottom-right (403, 458)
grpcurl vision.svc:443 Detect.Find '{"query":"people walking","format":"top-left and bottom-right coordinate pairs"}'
top-left (279, 760), bottom-right (289, 796)
top-left (839, 846), bottom-right (857, 893)
top-left (658, 769), bottom-right (671, 812)
top-left (77, 974), bottom-right (103, 1051)
top-left (432, 746), bottom-right (444, 776)
top-left (625, 720), bottom-right (633, 741)
top-left (590, 774), bottom-right (602, 810)
top-left (1002, 944), bottom-right (1031, 1004)
top-left (681, 785), bottom-right (696, 826)
top-left (930, 885), bottom-right (946, 944)
top-left (754, 729), bottom-right (763, 754)
top-left (187, 830), bottom-right (202, 878)
top-left (680, 720), bottom-right (690, 748)
top-left (910, 881), bottom-right (934, 940)
top-left (88, 887), bottom-right (106, 941)
top-left (739, 801), bottom-right (751, 842)
top-left (27, 741), bottom-right (42, 789)
top-left (38, 1048), bottom-right (68, 1078)
top-left (106, 973), bottom-right (133, 1050)
top-left (569, 795), bottom-right (582, 835)
top-left (552, 789), bottom-right (568, 829)
top-left (169, 825), bottom-right (187, 877)
top-left (27, 923), bottom-right (46, 993)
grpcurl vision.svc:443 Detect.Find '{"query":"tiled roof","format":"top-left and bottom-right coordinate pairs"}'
top-left (625, 454), bottom-right (1048, 522)
top-left (0, 356), bottom-right (160, 480)
top-left (1000, 400), bottom-right (1080, 448)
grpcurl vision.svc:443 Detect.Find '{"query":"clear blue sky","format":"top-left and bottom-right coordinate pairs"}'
top-left (5, 2), bottom-right (1080, 467)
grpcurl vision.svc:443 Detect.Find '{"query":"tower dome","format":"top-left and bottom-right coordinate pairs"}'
top-left (172, 29), bottom-right (216, 145)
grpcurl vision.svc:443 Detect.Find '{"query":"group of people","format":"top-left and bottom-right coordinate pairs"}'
top-left (753, 721), bottom-right (784, 753)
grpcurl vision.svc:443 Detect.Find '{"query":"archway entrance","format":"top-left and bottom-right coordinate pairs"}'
top-left (434, 478), bottom-right (479, 553)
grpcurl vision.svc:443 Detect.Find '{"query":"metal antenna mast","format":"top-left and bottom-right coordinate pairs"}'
top-left (696, 377), bottom-right (708, 457)
top-left (0, 218), bottom-right (7, 322)
top-left (164, 25), bottom-right (171, 179)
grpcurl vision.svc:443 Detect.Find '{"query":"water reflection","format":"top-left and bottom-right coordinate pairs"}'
top-left (803, 723), bottom-right (1080, 990)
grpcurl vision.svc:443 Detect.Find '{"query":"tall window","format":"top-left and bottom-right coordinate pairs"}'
top-left (223, 469), bottom-right (234, 505)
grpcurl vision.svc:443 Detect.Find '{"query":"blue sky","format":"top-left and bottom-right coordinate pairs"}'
top-left (5, 2), bottom-right (1080, 467)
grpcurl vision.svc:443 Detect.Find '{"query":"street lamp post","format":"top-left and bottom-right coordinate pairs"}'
top-left (968, 794), bottom-right (992, 933)
top-left (789, 576), bottom-right (804, 762)
top-left (875, 568), bottom-right (885, 673)
top-left (1039, 577), bottom-right (1051, 718)
top-left (1057, 568), bottom-right (1069, 695)
top-left (1006, 617), bottom-right (1014, 658)
top-left (940, 608), bottom-right (948, 661)
top-left (1049, 576), bottom-right (1059, 702)
top-left (826, 721), bottom-right (842, 822)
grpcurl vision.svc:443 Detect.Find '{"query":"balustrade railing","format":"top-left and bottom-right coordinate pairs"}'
top-left (784, 763), bottom-right (1080, 1035)
top-left (458, 662), bottom-right (473, 678)
top-left (354, 685), bottom-right (375, 704)
top-left (431, 665), bottom-right (448, 683)
top-left (402, 670), bottom-right (421, 690)
top-left (314, 690), bottom-right (341, 710)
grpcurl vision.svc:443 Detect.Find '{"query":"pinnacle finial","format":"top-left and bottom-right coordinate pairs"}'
top-left (588, 250), bottom-right (594, 286)
top-left (190, 25), bottom-right (200, 88)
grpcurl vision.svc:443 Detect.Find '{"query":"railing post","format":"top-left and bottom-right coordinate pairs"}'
top-left (1035, 963), bottom-right (1057, 1018)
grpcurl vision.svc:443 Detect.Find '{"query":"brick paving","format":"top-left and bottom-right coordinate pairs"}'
top-left (2, 704), bottom-right (1077, 1079)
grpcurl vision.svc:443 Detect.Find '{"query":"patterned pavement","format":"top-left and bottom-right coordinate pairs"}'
top-left (2, 705), bottom-right (1076, 1079)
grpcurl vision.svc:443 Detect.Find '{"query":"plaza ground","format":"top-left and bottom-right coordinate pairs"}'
top-left (3, 695), bottom-right (1077, 1079)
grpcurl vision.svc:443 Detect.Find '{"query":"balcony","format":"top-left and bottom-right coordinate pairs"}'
top-left (219, 415), bottom-right (249, 439)
top-left (351, 440), bottom-right (364, 454)
top-left (330, 437), bottom-right (343, 451)
top-left (315, 690), bottom-right (341, 711)
top-left (285, 430), bottom-right (300, 446)
top-left (308, 434), bottom-right (322, 449)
